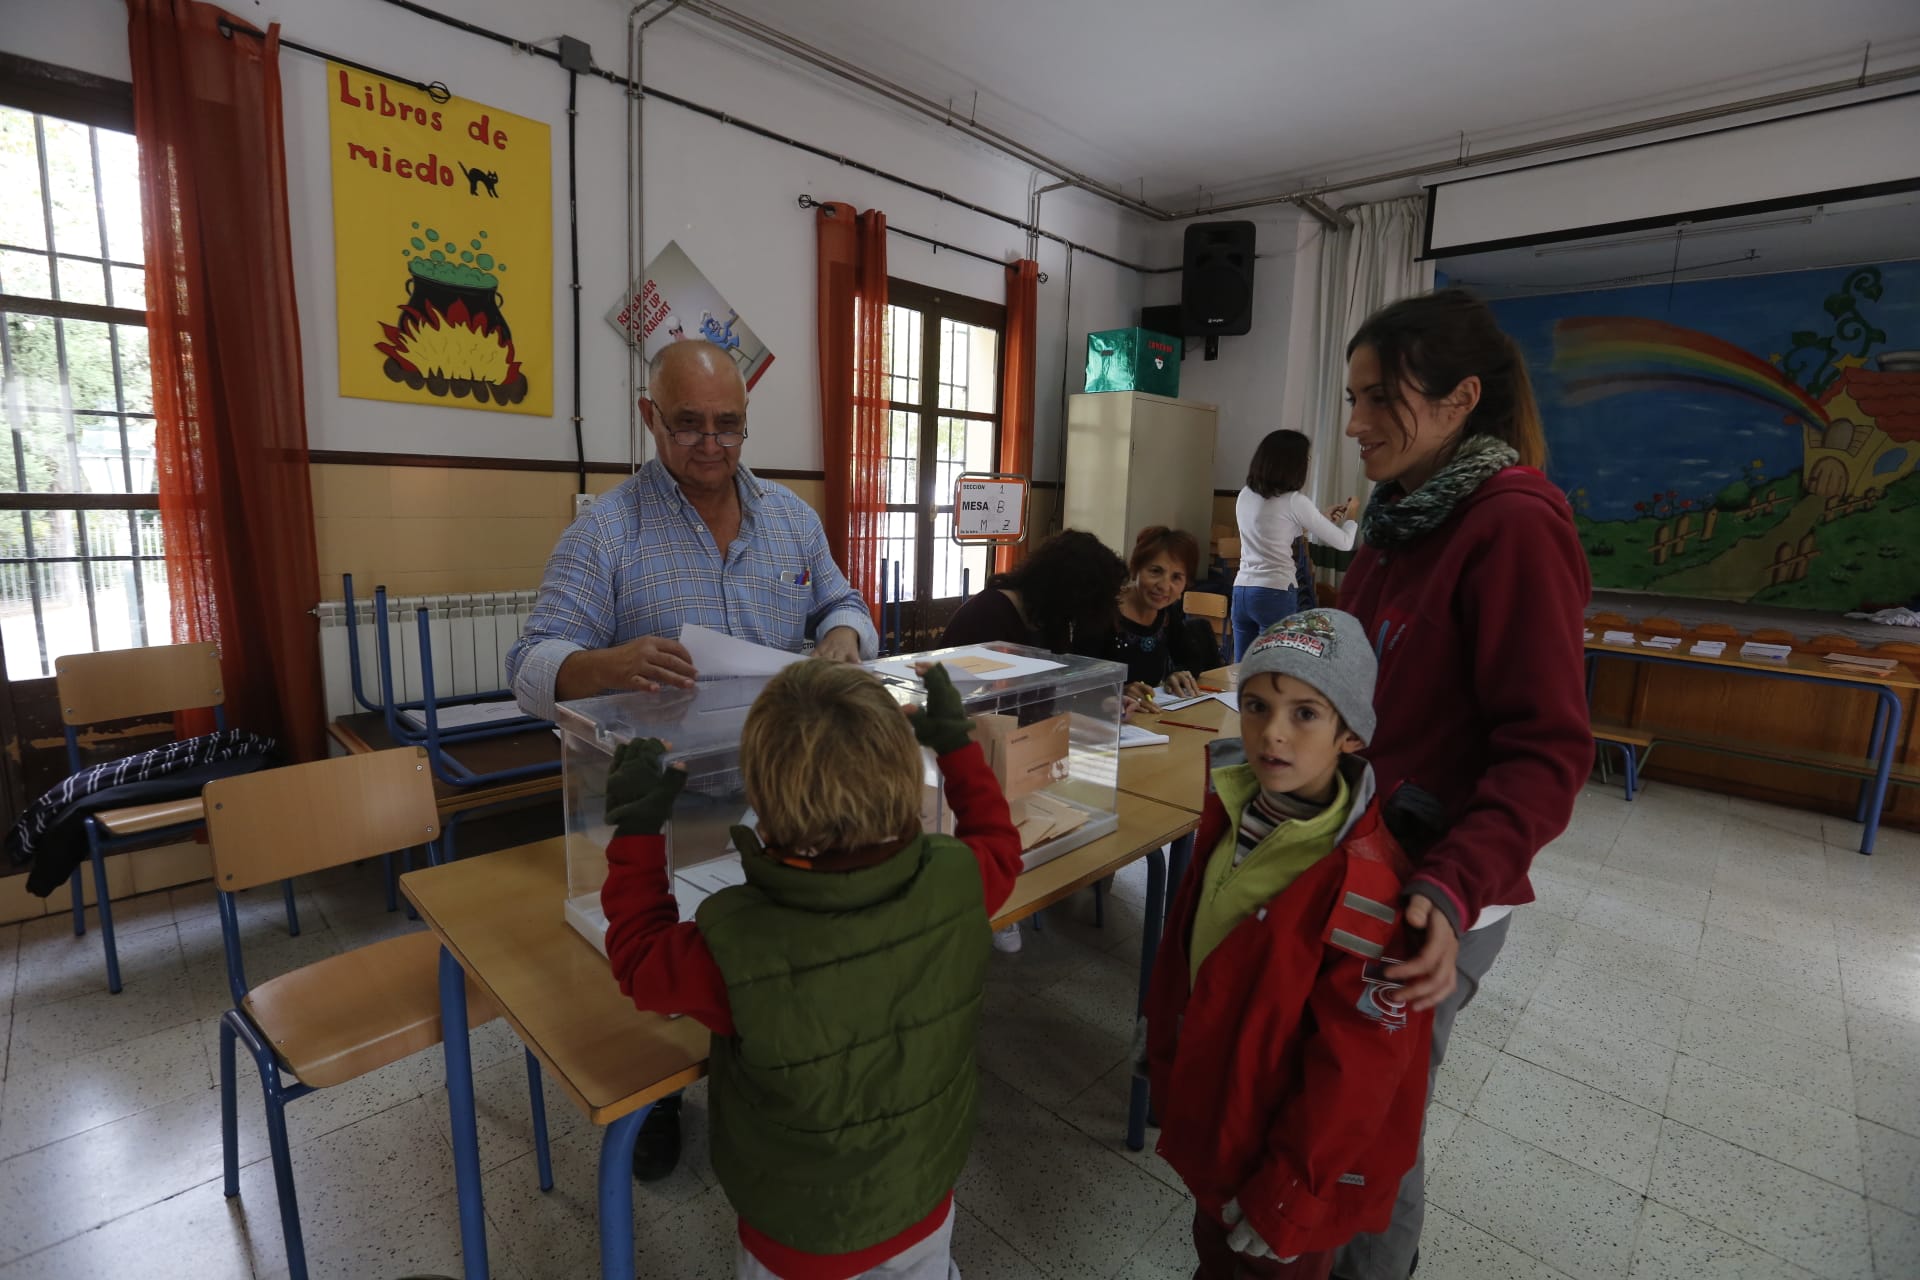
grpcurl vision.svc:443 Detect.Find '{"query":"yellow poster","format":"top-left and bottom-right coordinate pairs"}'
top-left (327, 64), bottom-right (552, 415)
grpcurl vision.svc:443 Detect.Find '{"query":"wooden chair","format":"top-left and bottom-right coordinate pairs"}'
top-left (1749, 628), bottom-right (1797, 646)
top-left (1184, 590), bottom-right (1230, 644)
top-left (1588, 612), bottom-right (1629, 630)
top-left (1640, 617), bottom-right (1685, 636)
top-left (208, 747), bottom-right (553, 1280)
top-left (1692, 623), bottom-right (1742, 641)
top-left (1809, 634), bottom-right (1860, 653)
top-left (55, 642), bottom-right (298, 994)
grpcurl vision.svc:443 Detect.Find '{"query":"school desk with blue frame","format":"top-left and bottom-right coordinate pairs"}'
top-left (401, 790), bottom-right (1198, 1280)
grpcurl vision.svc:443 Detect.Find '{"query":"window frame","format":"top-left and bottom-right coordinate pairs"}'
top-left (0, 58), bottom-right (164, 684)
top-left (881, 277), bottom-right (1004, 646)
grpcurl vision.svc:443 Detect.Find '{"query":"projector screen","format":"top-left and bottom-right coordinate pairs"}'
top-left (1425, 94), bottom-right (1920, 256)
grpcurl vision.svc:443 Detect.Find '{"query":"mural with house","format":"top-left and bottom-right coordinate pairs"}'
top-left (1491, 260), bottom-right (1920, 613)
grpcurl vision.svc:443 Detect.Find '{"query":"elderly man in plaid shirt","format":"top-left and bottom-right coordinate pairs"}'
top-left (508, 340), bottom-right (877, 724)
top-left (507, 339), bottom-right (878, 1183)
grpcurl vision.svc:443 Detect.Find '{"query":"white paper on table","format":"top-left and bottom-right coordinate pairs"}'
top-left (1152, 689), bottom-right (1239, 713)
top-left (1119, 723), bottom-right (1170, 748)
top-left (866, 647), bottom-right (1066, 684)
top-left (400, 699), bottom-right (526, 731)
top-left (1601, 630), bottom-right (1637, 645)
top-left (680, 623), bottom-right (806, 678)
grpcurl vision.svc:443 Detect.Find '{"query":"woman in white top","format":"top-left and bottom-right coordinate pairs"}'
top-left (1231, 429), bottom-right (1358, 659)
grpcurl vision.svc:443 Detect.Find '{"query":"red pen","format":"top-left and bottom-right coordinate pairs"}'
top-left (1156, 719), bottom-right (1216, 732)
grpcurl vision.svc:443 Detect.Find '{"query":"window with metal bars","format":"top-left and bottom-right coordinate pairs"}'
top-left (876, 278), bottom-right (1003, 649)
top-left (0, 96), bottom-right (167, 681)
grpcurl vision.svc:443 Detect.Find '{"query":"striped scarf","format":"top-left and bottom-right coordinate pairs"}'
top-left (1233, 787), bottom-right (1332, 866)
top-left (1360, 434), bottom-right (1519, 550)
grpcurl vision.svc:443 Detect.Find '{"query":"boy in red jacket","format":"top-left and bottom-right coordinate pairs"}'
top-left (1145, 611), bottom-right (1434, 1279)
top-left (598, 660), bottom-right (1023, 1279)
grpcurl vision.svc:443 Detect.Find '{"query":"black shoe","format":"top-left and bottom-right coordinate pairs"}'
top-left (631, 1093), bottom-right (683, 1182)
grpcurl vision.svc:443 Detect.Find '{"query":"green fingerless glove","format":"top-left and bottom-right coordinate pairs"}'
top-left (605, 738), bottom-right (687, 837)
top-left (912, 663), bottom-right (974, 756)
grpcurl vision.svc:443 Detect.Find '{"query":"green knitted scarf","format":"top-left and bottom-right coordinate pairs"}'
top-left (1360, 434), bottom-right (1520, 549)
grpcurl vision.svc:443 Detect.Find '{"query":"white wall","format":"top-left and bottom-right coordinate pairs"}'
top-left (1142, 209), bottom-right (1320, 492)
top-left (5, 0), bottom-right (1150, 479)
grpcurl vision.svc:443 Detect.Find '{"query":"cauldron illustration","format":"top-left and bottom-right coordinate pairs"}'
top-left (400, 260), bottom-right (511, 341)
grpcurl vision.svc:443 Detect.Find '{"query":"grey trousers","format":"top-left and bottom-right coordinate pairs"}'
top-left (735, 1203), bottom-right (960, 1279)
top-left (1332, 913), bottom-right (1512, 1280)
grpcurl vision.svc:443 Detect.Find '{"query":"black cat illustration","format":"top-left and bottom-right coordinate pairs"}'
top-left (459, 162), bottom-right (500, 198)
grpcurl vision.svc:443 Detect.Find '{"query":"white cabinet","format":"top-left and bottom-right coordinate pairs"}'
top-left (1063, 391), bottom-right (1218, 556)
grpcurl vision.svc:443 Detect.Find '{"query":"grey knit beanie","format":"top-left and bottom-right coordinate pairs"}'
top-left (1237, 609), bottom-right (1378, 746)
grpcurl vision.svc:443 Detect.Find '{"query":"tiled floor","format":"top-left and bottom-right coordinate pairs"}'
top-left (0, 781), bottom-right (1917, 1279)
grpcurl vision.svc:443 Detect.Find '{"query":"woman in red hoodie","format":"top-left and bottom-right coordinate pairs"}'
top-left (1333, 289), bottom-right (1593, 1280)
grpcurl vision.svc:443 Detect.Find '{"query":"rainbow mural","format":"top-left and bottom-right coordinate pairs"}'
top-left (1488, 261), bottom-right (1920, 614)
top-left (1551, 315), bottom-right (1830, 427)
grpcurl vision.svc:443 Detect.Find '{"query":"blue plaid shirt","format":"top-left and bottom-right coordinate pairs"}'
top-left (507, 461), bottom-right (878, 720)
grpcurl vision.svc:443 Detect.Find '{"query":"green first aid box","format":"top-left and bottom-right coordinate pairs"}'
top-left (1085, 328), bottom-right (1181, 396)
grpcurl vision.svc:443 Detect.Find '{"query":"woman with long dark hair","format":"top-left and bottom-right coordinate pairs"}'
top-left (1335, 288), bottom-right (1592, 1280)
top-left (940, 529), bottom-right (1128, 654)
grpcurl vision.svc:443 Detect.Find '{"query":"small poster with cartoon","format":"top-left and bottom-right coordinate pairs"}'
top-left (606, 241), bottom-right (776, 389)
top-left (326, 65), bottom-right (552, 415)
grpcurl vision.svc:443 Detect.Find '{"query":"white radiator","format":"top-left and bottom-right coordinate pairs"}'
top-left (315, 590), bottom-right (537, 719)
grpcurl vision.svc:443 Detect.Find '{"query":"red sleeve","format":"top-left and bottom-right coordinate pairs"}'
top-left (1237, 936), bottom-right (1433, 1257)
top-left (1409, 492), bottom-right (1593, 931)
top-left (937, 740), bottom-right (1023, 916)
top-left (600, 833), bottom-right (735, 1036)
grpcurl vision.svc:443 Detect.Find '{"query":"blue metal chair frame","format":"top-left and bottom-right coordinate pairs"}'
top-left (339, 576), bottom-right (559, 796)
top-left (218, 834), bottom-right (554, 1280)
top-left (63, 702), bottom-right (301, 994)
top-left (342, 575), bottom-right (532, 727)
top-left (361, 584), bottom-right (546, 749)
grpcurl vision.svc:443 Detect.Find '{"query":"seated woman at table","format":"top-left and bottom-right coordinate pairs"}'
top-left (599, 660), bottom-right (1021, 1280)
top-left (940, 528), bottom-right (1127, 655)
top-left (1107, 525), bottom-right (1222, 707)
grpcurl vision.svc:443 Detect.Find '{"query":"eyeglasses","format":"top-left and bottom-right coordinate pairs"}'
top-left (667, 428), bottom-right (747, 448)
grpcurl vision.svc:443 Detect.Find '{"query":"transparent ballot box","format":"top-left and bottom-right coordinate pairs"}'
top-left (558, 677), bottom-right (771, 955)
top-left (559, 644), bottom-right (1126, 955)
top-left (867, 642), bottom-right (1125, 873)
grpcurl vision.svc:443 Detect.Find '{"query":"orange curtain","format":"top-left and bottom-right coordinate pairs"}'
top-left (816, 203), bottom-right (888, 617)
top-left (130, 0), bottom-right (325, 760)
top-left (994, 259), bottom-right (1040, 573)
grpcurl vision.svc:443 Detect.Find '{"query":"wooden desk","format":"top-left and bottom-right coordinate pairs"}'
top-left (329, 712), bottom-right (561, 819)
top-left (1585, 635), bottom-right (1912, 854)
top-left (1586, 635), bottom-right (1920, 690)
top-left (403, 794), bottom-right (1197, 1280)
top-left (1117, 694), bottom-right (1235, 815)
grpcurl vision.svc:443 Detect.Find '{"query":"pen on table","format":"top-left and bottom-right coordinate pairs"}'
top-left (1156, 719), bottom-right (1215, 732)
top-left (1196, 684), bottom-right (1225, 693)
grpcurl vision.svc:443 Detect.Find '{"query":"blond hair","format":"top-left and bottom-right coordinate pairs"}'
top-left (740, 659), bottom-right (922, 852)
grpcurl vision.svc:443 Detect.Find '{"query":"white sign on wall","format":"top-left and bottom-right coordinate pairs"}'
top-left (954, 475), bottom-right (1027, 541)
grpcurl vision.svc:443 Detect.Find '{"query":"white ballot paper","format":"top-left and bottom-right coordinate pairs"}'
top-left (680, 624), bottom-right (807, 678)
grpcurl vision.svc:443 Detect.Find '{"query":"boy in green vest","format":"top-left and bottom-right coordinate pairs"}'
top-left (600, 660), bottom-right (1024, 1279)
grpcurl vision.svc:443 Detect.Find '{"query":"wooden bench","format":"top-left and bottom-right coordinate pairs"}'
top-left (1594, 718), bottom-right (1920, 805)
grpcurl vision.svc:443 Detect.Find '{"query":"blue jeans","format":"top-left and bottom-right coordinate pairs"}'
top-left (1231, 585), bottom-right (1298, 661)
